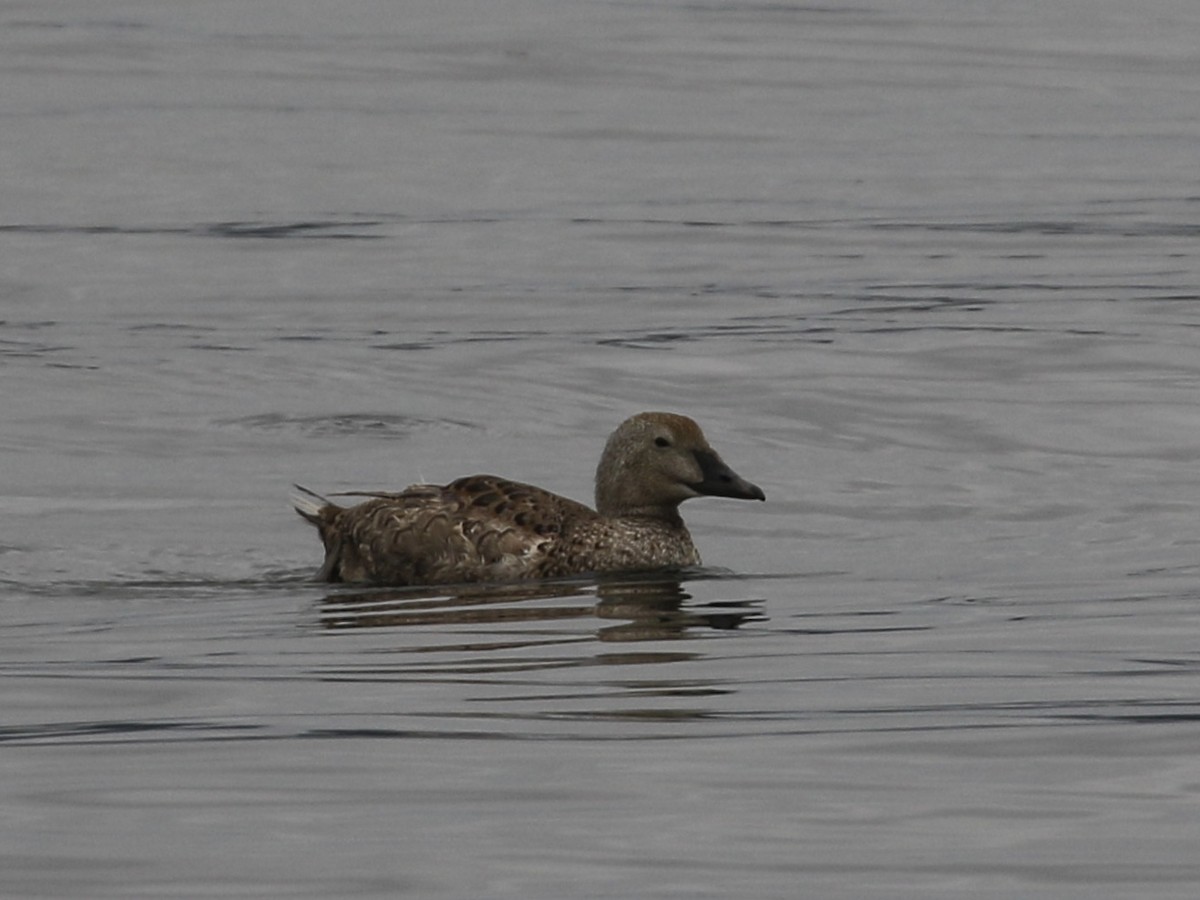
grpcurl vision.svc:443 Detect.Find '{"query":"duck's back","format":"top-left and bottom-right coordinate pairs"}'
top-left (303, 475), bottom-right (598, 585)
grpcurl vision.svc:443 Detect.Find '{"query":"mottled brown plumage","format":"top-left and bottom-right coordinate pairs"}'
top-left (294, 411), bottom-right (764, 586)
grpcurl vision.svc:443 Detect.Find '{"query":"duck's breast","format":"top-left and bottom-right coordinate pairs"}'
top-left (550, 515), bottom-right (701, 575)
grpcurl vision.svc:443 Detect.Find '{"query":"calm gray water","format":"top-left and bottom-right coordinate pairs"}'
top-left (4, 1), bottom-right (1200, 897)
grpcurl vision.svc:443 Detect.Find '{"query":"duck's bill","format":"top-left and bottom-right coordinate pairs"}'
top-left (690, 449), bottom-right (766, 501)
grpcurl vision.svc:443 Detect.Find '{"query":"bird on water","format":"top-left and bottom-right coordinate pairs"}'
top-left (293, 411), bottom-right (764, 586)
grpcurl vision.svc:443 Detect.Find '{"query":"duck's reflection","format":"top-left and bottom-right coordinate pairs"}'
top-left (317, 573), bottom-right (764, 641)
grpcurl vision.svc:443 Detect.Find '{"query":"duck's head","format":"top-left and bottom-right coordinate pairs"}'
top-left (594, 412), bottom-right (765, 519)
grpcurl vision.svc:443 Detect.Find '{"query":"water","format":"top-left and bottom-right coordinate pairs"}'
top-left (3, 1), bottom-right (1200, 897)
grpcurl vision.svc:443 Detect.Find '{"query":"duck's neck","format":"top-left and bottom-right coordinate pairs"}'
top-left (595, 498), bottom-right (685, 527)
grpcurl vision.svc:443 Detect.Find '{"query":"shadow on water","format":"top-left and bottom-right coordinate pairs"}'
top-left (316, 572), bottom-right (766, 643)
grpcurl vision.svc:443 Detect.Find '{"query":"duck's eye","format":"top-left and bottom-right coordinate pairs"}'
top-left (654, 436), bottom-right (671, 448)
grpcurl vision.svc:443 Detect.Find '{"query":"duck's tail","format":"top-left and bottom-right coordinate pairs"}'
top-left (292, 484), bottom-right (337, 527)
top-left (292, 485), bottom-right (347, 582)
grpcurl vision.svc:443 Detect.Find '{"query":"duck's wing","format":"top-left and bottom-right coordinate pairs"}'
top-left (308, 475), bottom-right (597, 585)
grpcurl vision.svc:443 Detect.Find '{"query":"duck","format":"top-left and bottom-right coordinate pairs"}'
top-left (293, 411), bottom-right (764, 586)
